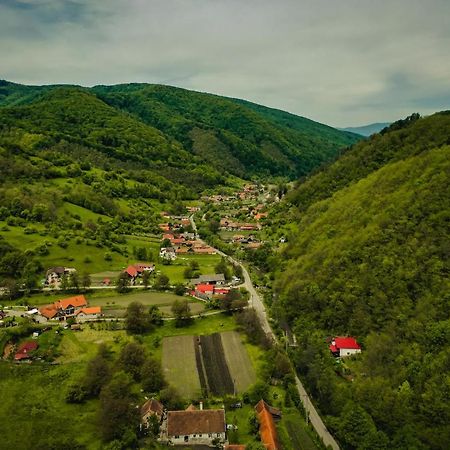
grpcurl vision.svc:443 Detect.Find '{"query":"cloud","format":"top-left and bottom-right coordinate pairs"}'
top-left (0, 0), bottom-right (449, 126)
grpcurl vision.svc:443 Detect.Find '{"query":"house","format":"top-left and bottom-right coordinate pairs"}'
top-left (166, 407), bottom-right (226, 446)
top-left (191, 274), bottom-right (225, 286)
top-left (76, 306), bottom-right (102, 322)
top-left (255, 400), bottom-right (281, 450)
top-left (329, 337), bottom-right (361, 357)
top-left (15, 341), bottom-right (38, 361)
top-left (160, 247), bottom-right (177, 260)
top-left (39, 295), bottom-right (88, 321)
top-left (124, 263), bottom-right (155, 283)
top-left (45, 266), bottom-right (76, 286)
top-left (141, 398), bottom-right (164, 428)
top-left (193, 284), bottom-right (215, 300)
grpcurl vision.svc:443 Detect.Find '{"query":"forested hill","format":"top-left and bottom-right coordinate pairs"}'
top-left (270, 112), bottom-right (450, 449)
top-left (0, 80), bottom-right (360, 181)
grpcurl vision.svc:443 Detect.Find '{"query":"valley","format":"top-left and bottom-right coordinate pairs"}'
top-left (0, 81), bottom-right (448, 450)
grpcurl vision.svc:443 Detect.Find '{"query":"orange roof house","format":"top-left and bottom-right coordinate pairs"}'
top-left (57, 295), bottom-right (87, 310)
top-left (255, 400), bottom-right (281, 450)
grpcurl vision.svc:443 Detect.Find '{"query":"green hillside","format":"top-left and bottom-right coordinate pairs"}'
top-left (0, 80), bottom-right (358, 288)
top-left (269, 112), bottom-right (450, 449)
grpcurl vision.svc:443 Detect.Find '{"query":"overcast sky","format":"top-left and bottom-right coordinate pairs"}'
top-left (1, 0), bottom-right (449, 127)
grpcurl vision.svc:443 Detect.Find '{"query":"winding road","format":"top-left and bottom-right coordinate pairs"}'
top-left (191, 215), bottom-right (340, 450)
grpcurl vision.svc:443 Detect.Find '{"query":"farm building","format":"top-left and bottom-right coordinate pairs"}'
top-left (255, 400), bottom-right (281, 450)
top-left (191, 274), bottom-right (225, 286)
top-left (166, 407), bottom-right (226, 446)
top-left (329, 337), bottom-right (361, 357)
top-left (15, 341), bottom-right (38, 361)
top-left (141, 398), bottom-right (164, 428)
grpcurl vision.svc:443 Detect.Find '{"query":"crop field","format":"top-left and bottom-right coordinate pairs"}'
top-left (162, 335), bottom-right (202, 398)
top-left (162, 330), bottom-right (255, 399)
top-left (221, 330), bottom-right (256, 392)
top-left (200, 333), bottom-right (235, 396)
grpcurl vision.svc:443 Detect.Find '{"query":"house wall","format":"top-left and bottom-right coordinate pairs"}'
top-left (339, 348), bottom-right (361, 357)
top-left (77, 313), bottom-right (98, 322)
top-left (170, 432), bottom-right (226, 446)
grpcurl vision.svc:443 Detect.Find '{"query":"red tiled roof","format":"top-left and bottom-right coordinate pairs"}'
top-left (58, 295), bottom-right (87, 310)
top-left (334, 337), bottom-right (361, 350)
top-left (39, 304), bottom-right (58, 319)
top-left (15, 341), bottom-right (38, 360)
top-left (76, 306), bottom-right (101, 315)
top-left (141, 398), bottom-right (164, 417)
top-left (196, 284), bottom-right (215, 294)
top-left (167, 409), bottom-right (225, 436)
top-left (125, 266), bottom-right (138, 277)
top-left (255, 401), bottom-right (281, 450)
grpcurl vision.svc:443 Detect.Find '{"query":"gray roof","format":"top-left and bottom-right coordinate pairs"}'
top-left (192, 274), bottom-right (225, 284)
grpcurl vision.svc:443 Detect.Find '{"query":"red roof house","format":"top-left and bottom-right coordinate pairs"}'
top-left (15, 341), bottom-right (38, 360)
top-left (255, 400), bottom-right (281, 450)
top-left (329, 337), bottom-right (361, 357)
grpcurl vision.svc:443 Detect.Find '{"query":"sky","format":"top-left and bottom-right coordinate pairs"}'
top-left (0, 0), bottom-right (449, 127)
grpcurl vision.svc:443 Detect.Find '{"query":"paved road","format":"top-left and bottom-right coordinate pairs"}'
top-left (192, 216), bottom-right (340, 450)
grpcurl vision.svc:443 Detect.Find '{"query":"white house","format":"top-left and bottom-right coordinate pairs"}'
top-left (75, 306), bottom-right (102, 322)
top-left (329, 337), bottom-right (361, 357)
top-left (167, 407), bottom-right (226, 446)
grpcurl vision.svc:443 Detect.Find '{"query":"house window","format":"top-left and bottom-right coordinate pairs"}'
top-left (184, 436), bottom-right (189, 442)
top-left (199, 434), bottom-right (202, 437)
top-left (208, 434), bottom-right (212, 438)
top-left (175, 435), bottom-right (179, 439)
top-left (193, 435), bottom-right (196, 438)
top-left (217, 433), bottom-right (220, 437)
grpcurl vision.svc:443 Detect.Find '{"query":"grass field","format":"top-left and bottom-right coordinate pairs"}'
top-left (0, 363), bottom-right (102, 449)
top-left (162, 335), bottom-right (202, 398)
top-left (221, 330), bottom-right (256, 392)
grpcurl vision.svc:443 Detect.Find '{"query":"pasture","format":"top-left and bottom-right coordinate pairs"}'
top-left (162, 335), bottom-right (202, 398)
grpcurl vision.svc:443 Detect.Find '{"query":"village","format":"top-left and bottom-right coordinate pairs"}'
top-left (0, 182), bottom-right (361, 450)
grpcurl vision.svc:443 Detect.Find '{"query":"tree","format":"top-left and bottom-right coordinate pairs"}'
top-left (82, 272), bottom-right (91, 290)
top-left (174, 283), bottom-right (186, 296)
top-left (171, 299), bottom-right (191, 326)
top-left (159, 386), bottom-right (183, 410)
top-left (116, 272), bottom-right (130, 293)
top-left (125, 301), bottom-right (152, 334)
top-left (154, 273), bottom-right (169, 290)
top-left (141, 357), bottom-right (166, 392)
top-left (118, 342), bottom-right (146, 381)
top-left (98, 372), bottom-right (139, 443)
top-left (69, 272), bottom-right (80, 292)
top-left (215, 257), bottom-right (231, 280)
top-left (142, 270), bottom-right (151, 288)
top-left (84, 347), bottom-right (111, 397)
top-left (148, 305), bottom-right (163, 326)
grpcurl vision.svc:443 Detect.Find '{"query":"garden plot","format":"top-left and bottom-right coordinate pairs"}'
top-left (162, 331), bottom-right (256, 399)
top-left (221, 330), bottom-right (256, 392)
top-left (199, 333), bottom-right (234, 396)
top-left (162, 335), bottom-right (202, 398)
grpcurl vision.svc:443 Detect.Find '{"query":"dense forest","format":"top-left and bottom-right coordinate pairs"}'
top-left (267, 112), bottom-right (450, 449)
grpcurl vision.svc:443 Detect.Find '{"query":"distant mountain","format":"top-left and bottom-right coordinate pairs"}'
top-left (0, 80), bottom-right (361, 181)
top-left (339, 122), bottom-right (390, 136)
